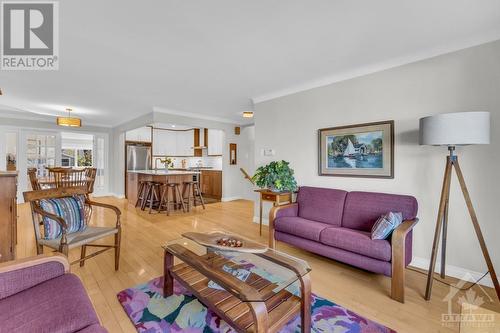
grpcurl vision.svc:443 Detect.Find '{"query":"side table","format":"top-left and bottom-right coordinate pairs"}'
top-left (254, 189), bottom-right (293, 236)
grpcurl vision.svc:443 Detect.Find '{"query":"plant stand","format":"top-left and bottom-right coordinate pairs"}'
top-left (254, 189), bottom-right (293, 236)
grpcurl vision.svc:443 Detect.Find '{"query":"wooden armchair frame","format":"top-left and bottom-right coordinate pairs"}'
top-left (23, 186), bottom-right (122, 270)
top-left (269, 203), bottom-right (418, 303)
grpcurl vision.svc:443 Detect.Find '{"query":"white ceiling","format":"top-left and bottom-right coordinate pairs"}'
top-left (1, 0), bottom-right (500, 127)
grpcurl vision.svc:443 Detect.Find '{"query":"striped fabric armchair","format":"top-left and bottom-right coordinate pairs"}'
top-left (23, 186), bottom-right (121, 269)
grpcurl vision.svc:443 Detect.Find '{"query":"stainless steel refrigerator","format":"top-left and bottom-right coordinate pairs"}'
top-left (126, 143), bottom-right (152, 171)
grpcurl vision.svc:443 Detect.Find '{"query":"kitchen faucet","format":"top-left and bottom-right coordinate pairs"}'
top-left (154, 157), bottom-right (164, 170)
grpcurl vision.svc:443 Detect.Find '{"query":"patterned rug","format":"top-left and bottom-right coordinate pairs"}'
top-left (117, 277), bottom-right (396, 332)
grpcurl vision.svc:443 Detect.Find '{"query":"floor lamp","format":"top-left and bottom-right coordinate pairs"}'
top-left (419, 111), bottom-right (500, 301)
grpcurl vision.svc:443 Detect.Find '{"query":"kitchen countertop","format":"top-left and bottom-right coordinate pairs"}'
top-left (127, 170), bottom-right (200, 175)
top-left (171, 168), bottom-right (222, 171)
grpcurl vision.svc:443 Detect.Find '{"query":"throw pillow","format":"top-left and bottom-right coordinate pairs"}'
top-left (39, 195), bottom-right (87, 240)
top-left (371, 211), bottom-right (403, 240)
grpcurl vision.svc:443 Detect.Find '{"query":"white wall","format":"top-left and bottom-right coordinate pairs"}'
top-left (254, 40), bottom-right (500, 283)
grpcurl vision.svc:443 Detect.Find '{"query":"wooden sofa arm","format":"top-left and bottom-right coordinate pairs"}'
top-left (0, 253), bottom-right (70, 275)
top-left (392, 218), bottom-right (418, 242)
top-left (269, 203), bottom-right (298, 249)
top-left (391, 218), bottom-right (419, 303)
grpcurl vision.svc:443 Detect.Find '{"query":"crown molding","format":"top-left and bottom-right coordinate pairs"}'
top-left (252, 33), bottom-right (500, 104)
top-left (153, 106), bottom-right (239, 124)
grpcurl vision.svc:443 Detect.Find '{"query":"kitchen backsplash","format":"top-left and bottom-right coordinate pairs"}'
top-left (169, 156), bottom-right (223, 170)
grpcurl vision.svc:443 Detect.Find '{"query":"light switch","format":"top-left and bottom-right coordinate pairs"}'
top-left (263, 148), bottom-right (275, 156)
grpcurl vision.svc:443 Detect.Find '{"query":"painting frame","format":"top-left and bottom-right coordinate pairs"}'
top-left (318, 120), bottom-right (394, 178)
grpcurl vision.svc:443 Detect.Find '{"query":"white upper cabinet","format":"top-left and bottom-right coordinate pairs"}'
top-left (176, 130), bottom-right (194, 156)
top-left (153, 129), bottom-right (194, 156)
top-left (207, 129), bottom-right (223, 156)
top-left (126, 127), bottom-right (151, 142)
top-left (153, 129), bottom-right (176, 156)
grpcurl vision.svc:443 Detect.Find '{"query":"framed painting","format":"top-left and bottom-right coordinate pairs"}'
top-left (318, 120), bottom-right (394, 178)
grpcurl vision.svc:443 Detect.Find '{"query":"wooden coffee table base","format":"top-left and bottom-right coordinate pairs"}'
top-left (163, 249), bottom-right (311, 333)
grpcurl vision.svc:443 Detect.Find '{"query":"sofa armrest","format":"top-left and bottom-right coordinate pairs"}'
top-left (0, 254), bottom-right (69, 300)
top-left (391, 218), bottom-right (418, 302)
top-left (269, 203), bottom-right (298, 249)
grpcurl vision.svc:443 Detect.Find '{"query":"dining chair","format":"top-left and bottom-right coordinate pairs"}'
top-left (47, 167), bottom-right (88, 188)
top-left (23, 186), bottom-right (121, 270)
top-left (27, 167), bottom-right (42, 190)
top-left (84, 167), bottom-right (97, 194)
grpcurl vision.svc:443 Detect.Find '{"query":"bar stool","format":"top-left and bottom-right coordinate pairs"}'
top-left (135, 180), bottom-right (148, 208)
top-left (159, 183), bottom-right (186, 215)
top-left (182, 181), bottom-right (206, 211)
top-left (145, 182), bottom-right (162, 213)
top-left (140, 181), bottom-right (154, 211)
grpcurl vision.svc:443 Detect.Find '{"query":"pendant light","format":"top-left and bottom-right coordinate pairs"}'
top-left (57, 108), bottom-right (81, 127)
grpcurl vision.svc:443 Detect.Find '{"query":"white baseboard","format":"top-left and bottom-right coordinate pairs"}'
top-left (410, 256), bottom-right (493, 288)
top-left (253, 216), bottom-right (269, 225)
top-left (105, 193), bottom-right (125, 199)
top-left (91, 193), bottom-right (110, 197)
top-left (221, 196), bottom-right (242, 202)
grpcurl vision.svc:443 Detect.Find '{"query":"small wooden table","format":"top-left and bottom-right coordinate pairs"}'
top-left (254, 189), bottom-right (293, 236)
top-left (163, 234), bottom-right (312, 333)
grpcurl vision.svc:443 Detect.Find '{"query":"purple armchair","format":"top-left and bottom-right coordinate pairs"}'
top-left (269, 186), bottom-right (418, 303)
top-left (0, 254), bottom-right (107, 333)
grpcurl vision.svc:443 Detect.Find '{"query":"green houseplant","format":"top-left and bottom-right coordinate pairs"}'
top-left (252, 160), bottom-right (298, 192)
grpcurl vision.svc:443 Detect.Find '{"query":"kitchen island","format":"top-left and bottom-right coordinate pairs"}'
top-left (126, 170), bottom-right (199, 204)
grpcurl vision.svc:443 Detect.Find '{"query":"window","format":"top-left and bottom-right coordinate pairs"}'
top-left (26, 134), bottom-right (57, 178)
top-left (60, 148), bottom-right (93, 167)
top-left (61, 133), bottom-right (94, 167)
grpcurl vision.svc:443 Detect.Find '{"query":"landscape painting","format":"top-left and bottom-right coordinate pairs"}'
top-left (319, 121), bottom-right (394, 178)
top-left (326, 131), bottom-right (383, 169)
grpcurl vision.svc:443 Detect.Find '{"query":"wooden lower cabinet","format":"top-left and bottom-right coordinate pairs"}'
top-left (200, 170), bottom-right (222, 200)
top-left (0, 172), bottom-right (17, 263)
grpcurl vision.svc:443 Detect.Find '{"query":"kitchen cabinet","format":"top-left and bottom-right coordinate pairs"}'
top-left (153, 129), bottom-right (176, 156)
top-left (176, 130), bottom-right (194, 156)
top-left (153, 129), bottom-right (194, 157)
top-left (0, 172), bottom-right (17, 263)
top-left (207, 129), bottom-right (223, 156)
top-left (126, 127), bottom-right (152, 142)
top-left (200, 170), bottom-right (222, 200)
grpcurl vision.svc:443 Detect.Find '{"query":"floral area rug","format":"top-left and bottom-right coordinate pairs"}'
top-left (117, 277), bottom-right (396, 332)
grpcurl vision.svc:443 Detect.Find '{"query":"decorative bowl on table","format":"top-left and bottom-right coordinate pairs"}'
top-left (182, 231), bottom-right (268, 253)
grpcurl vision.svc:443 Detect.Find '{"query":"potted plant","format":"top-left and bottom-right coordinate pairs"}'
top-left (252, 160), bottom-right (298, 192)
top-left (159, 157), bottom-right (174, 169)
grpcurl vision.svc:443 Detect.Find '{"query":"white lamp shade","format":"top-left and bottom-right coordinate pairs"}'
top-left (419, 112), bottom-right (490, 146)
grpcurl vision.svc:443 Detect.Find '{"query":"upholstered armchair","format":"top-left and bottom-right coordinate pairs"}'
top-left (23, 186), bottom-right (121, 269)
top-left (0, 254), bottom-right (107, 332)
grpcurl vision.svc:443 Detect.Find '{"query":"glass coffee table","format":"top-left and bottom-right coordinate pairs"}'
top-left (163, 232), bottom-right (312, 333)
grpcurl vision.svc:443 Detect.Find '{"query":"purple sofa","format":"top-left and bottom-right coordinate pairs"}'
top-left (0, 254), bottom-right (107, 333)
top-left (269, 186), bottom-right (418, 302)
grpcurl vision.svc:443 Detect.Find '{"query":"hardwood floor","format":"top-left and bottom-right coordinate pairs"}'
top-left (16, 197), bottom-right (499, 333)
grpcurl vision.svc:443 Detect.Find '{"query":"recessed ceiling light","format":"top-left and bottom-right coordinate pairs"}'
top-left (171, 124), bottom-right (176, 128)
top-left (243, 111), bottom-right (253, 118)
